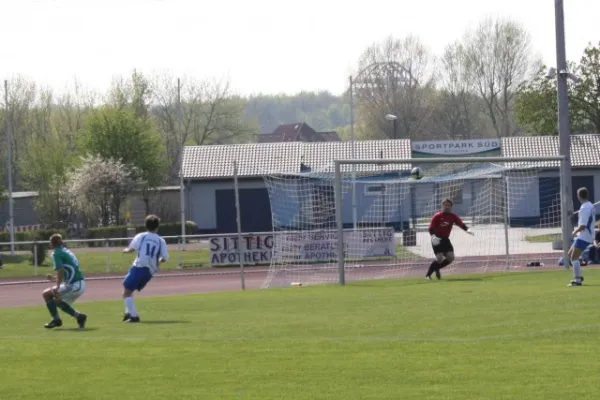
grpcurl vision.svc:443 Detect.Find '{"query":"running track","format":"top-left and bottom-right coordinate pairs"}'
top-left (0, 252), bottom-right (568, 308)
top-left (0, 268), bottom-right (269, 308)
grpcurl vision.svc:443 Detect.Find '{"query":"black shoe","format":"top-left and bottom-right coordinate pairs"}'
top-left (122, 313), bottom-right (131, 322)
top-left (126, 316), bottom-right (140, 323)
top-left (568, 279), bottom-right (583, 287)
top-left (44, 319), bottom-right (63, 329)
top-left (76, 313), bottom-right (87, 329)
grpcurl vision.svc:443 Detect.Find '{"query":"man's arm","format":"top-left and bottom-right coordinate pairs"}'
top-left (159, 239), bottom-right (169, 263)
top-left (454, 214), bottom-right (473, 235)
top-left (428, 213), bottom-right (440, 235)
top-left (573, 207), bottom-right (590, 236)
top-left (123, 234), bottom-right (142, 254)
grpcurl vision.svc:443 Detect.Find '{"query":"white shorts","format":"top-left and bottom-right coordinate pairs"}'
top-left (57, 280), bottom-right (86, 304)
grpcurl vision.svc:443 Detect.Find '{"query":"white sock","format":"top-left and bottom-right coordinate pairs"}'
top-left (124, 297), bottom-right (138, 317)
top-left (572, 260), bottom-right (582, 282)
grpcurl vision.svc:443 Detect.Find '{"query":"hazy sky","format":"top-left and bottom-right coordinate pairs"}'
top-left (1, 0), bottom-right (598, 97)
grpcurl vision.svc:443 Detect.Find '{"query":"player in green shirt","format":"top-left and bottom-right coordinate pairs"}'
top-left (42, 234), bottom-right (88, 329)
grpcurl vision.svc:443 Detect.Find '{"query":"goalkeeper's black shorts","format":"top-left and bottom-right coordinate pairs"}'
top-left (432, 237), bottom-right (454, 254)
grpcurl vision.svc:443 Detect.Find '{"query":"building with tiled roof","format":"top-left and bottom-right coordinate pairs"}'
top-left (181, 134), bottom-right (600, 234)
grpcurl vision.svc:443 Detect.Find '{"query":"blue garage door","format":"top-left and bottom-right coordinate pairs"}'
top-left (572, 176), bottom-right (594, 210)
top-left (215, 188), bottom-right (273, 234)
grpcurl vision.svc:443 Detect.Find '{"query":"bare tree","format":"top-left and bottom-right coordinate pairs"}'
top-left (151, 74), bottom-right (257, 182)
top-left (432, 42), bottom-right (488, 139)
top-left (354, 35), bottom-right (437, 139)
top-left (462, 17), bottom-right (536, 137)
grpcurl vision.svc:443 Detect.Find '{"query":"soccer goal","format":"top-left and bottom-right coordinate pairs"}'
top-left (262, 156), bottom-right (569, 288)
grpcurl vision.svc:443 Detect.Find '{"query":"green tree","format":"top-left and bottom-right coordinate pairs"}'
top-left (514, 42), bottom-right (600, 135)
top-left (79, 106), bottom-right (167, 220)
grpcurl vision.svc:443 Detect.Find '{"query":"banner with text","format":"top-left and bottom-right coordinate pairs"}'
top-left (209, 228), bottom-right (395, 266)
top-left (411, 139), bottom-right (501, 158)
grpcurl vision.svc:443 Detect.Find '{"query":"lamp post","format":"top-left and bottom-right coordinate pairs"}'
top-left (554, 0), bottom-right (572, 265)
top-left (384, 114), bottom-right (398, 139)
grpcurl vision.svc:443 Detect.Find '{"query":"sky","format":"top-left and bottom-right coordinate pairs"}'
top-left (0, 0), bottom-right (598, 97)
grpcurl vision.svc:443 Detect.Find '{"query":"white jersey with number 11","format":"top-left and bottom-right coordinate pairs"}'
top-left (577, 201), bottom-right (595, 244)
top-left (129, 232), bottom-right (169, 275)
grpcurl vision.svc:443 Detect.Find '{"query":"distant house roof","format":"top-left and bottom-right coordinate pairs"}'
top-left (258, 122), bottom-right (341, 143)
top-left (182, 134), bottom-right (600, 180)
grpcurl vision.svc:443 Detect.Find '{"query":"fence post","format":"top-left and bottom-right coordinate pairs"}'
top-left (178, 236), bottom-right (183, 269)
top-left (33, 241), bottom-right (38, 276)
top-left (233, 160), bottom-right (245, 290)
top-left (105, 238), bottom-right (110, 273)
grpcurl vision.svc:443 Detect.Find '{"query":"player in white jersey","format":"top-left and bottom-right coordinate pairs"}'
top-left (121, 214), bottom-right (169, 322)
top-left (568, 187), bottom-right (595, 287)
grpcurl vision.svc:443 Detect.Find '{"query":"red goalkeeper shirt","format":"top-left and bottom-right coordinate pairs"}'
top-left (429, 211), bottom-right (468, 238)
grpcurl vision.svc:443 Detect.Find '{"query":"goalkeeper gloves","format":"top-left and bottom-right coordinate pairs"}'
top-left (431, 235), bottom-right (441, 246)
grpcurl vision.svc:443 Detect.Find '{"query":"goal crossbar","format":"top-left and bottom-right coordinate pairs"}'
top-left (334, 156), bottom-right (569, 285)
top-left (335, 155), bottom-right (565, 165)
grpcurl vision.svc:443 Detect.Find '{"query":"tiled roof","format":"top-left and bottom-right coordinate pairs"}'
top-left (182, 139), bottom-right (411, 179)
top-left (182, 143), bottom-right (303, 179)
top-left (501, 134), bottom-right (600, 168)
top-left (182, 134), bottom-right (600, 180)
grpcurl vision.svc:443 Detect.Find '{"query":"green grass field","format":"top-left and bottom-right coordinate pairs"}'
top-left (524, 233), bottom-right (561, 243)
top-left (0, 244), bottom-right (420, 278)
top-left (1, 268), bottom-right (600, 399)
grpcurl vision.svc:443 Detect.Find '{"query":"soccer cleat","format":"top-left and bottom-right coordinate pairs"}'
top-left (44, 319), bottom-right (63, 329)
top-left (435, 270), bottom-right (441, 280)
top-left (126, 316), bottom-right (141, 323)
top-left (76, 313), bottom-right (87, 329)
top-left (122, 313), bottom-right (131, 322)
top-left (568, 279), bottom-right (583, 287)
top-left (425, 276), bottom-right (431, 280)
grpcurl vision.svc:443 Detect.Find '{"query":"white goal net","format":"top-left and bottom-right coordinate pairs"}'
top-left (261, 156), bottom-right (567, 288)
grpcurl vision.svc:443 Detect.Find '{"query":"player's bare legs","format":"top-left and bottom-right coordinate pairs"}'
top-left (42, 284), bottom-right (86, 329)
top-left (425, 253), bottom-right (444, 280)
top-left (122, 288), bottom-right (140, 322)
top-left (567, 244), bottom-right (584, 286)
top-left (435, 252), bottom-right (455, 278)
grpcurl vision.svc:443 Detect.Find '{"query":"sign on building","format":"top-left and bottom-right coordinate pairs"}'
top-left (411, 139), bottom-right (501, 158)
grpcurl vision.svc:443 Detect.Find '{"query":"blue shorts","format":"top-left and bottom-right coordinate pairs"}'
top-left (573, 238), bottom-right (591, 251)
top-left (123, 266), bottom-right (153, 292)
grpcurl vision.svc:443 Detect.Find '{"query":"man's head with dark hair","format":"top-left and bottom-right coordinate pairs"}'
top-left (442, 198), bottom-right (453, 213)
top-left (145, 214), bottom-right (160, 232)
top-left (49, 233), bottom-right (64, 249)
top-left (577, 187), bottom-right (589, 201)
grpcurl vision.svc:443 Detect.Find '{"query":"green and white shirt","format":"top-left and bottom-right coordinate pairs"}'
top-left (52, 246), bottom-right (84, 284)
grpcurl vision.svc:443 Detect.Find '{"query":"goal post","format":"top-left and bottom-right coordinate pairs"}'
top-left (262, 155), bottom-right (568, 288)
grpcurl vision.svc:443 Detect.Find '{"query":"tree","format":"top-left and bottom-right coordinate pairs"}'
top-left (572, 42), bottom-right (600, 132)
top-left (151, 75), bottom-right (257, 182)
top-left (514, 42), bottom-right (600, 135)
top-left (19, 129), bottom-right (74, 225)
top-left (432, 42), bottom-right (488, 139)
top-left (353, 35), bottom-right (437, 139)
top-left (79, 105), bottom-right (167, 204)
top-left (462, 17), bottom-right (537, 137)
top-left (68, 156), bottom-right (139, 226)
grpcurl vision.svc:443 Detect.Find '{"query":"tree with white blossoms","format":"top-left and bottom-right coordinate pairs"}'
top-left (68, 156), bottom-right (139, 227)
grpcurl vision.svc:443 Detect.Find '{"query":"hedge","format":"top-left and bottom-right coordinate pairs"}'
top-left (83, 222), bottom-right (199, 247)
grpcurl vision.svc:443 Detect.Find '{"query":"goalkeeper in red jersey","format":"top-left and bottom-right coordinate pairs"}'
top-left (425, 198), bottom-right (473, 280)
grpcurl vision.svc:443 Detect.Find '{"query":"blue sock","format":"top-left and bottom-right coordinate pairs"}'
top-left (573, 260), bottom-right (582, 282)
top-left (45, 300), bottom-right (59, 320)
top-left (57, 302), bottom-right (78, 317)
